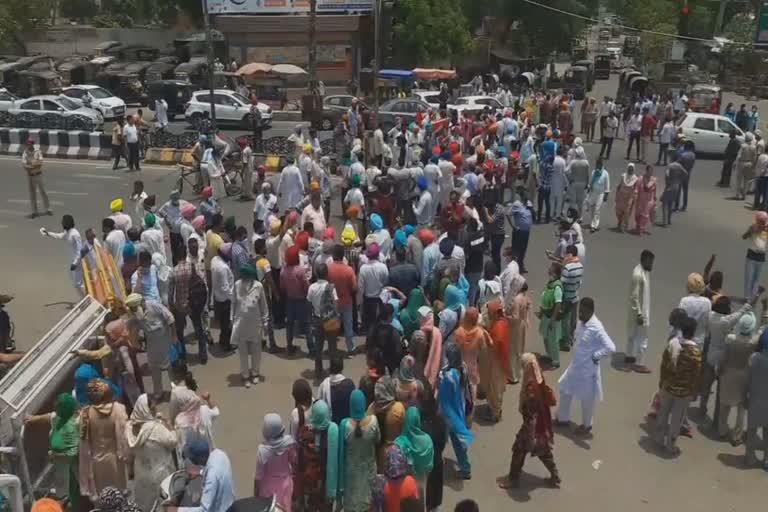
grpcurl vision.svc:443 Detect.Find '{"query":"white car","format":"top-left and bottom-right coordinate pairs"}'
top-left (677, 112), bottom-right (744, 154)
top-left (451, 95), bottom-right (505, 117)
top-left (0, 88), bottom-right (18, 112)
top-left (412, 90), bottom-right (442, 108)
top-left (9, 95), bottom-right (104, 131)
top-left (185, 89), bottom-right (272, 130)
top-left (61, 85), bottom-right (126, 120)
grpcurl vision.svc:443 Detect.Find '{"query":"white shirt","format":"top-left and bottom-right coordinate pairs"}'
top-left (627, 115), bottom-right (642, 133)
top-left (307, 280), bottom-right (338, 316)
top-left (301, 203), bottom-right (327, 234)
top-left (678, 294), bottom-right (711, 346)
top-left (588, 169), bottom-right (610, 196)
top-left (46, 228), bottom-right (83, 267)
top-left (604, 117), bottom-right (619, 138)
top-left (500, 260), bottom-right (521, 299)
top-left (757, 153), bottom-right (768, 177)
top-left (124, 124), bottom-right (139, 144)
top-left (413, 190), bottom-right (433, 226)
top-left (344, 188), bottom-right (365, 218)
top-left (211, 255), bottom-right (234, 302)
top-left (558, 315), bottom-right (616, 402)
top-left (253, 193), bottom-right (278, 223)
top-left (659, 122), bottom-right (676, 144)
top-left (141, 227), bottom-right (166, 259)
top-left (358, 260), bottom-right (389, 298)
top-left (276, 165), bottom-right (305, 210)
top-left (105, 229), bottom-right (126, 269)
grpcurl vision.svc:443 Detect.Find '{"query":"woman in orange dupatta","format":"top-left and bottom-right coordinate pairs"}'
top-left (485, 300), bottom-right (510, 422)
top-left (453, 308), bottom-right (489, 405)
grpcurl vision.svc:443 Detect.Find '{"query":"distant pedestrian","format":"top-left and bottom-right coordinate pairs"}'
top-left (40, 214), bottom-right (83, 296)
top-left (124, 116), bottom-right (141, 171)
top-left (111, 119), bottom-right (125, 170)
top-left (583, 158), bottom-right (610, 233)
top-left (598, 111), bottom-right (618, 160)
top-left (624, 250), bottom-right (654, 373)
top-left (22, 138), bottom-right (51, 218)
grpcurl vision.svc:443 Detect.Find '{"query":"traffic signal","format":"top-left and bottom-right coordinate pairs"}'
top-left (679, 0), bottom-right (690, 36)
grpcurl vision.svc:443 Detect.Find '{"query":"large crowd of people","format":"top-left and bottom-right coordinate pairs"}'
top-left (17, 83), bottom-right (768, 512)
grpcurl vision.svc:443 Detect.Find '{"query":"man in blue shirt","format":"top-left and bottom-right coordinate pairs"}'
top-left (509, 195), bottom-right (533, 273)
top-left (173, 437), bottom-right (236, 512)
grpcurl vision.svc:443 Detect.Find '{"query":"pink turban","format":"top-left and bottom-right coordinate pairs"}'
top-left (191, 215), bottom-right (205, 231)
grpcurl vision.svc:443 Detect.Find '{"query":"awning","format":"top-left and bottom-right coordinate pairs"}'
top-left (236, 62), bottom-right (273, 76)
top-left (378, 69), bottom-right (415, 80)
top-left (271, 64), bottom-right (307, 75)
top-left (412, 68), bottom-right (457, 80)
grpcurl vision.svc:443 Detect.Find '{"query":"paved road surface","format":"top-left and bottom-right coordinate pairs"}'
top-left (1, 74), bottom-right (765, 511)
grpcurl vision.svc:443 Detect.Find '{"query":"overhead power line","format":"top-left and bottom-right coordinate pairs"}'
top-left (521, 0), bottom-right (720, 43)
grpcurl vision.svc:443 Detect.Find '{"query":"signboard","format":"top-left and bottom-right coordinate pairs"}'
top-left (757, 1), bottom-right (768, 48)
top-left (206, 0), bottom-right (372, 14)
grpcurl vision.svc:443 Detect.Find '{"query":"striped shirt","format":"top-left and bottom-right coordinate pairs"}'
top-left (560, 260), bottom-right (584, 303)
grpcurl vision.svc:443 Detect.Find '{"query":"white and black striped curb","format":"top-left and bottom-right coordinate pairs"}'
top-left (0, 128), bottom-right (112, 160)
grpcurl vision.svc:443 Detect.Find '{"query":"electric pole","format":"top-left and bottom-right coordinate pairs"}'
top-left (374, 0), bottom-right (381, 121)
top-left (308, 0), bottom-right (318, 96)
top-left (203, 0), bottom-right (217, 130)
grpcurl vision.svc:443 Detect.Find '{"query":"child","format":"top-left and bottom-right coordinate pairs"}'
top-left (655, 316), bottom-right (702, 455)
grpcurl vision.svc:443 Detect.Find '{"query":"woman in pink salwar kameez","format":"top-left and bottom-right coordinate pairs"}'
top-left (634, 165), bottom-right (657, 235)
top-left (615, 163), bottom-right (639, 232)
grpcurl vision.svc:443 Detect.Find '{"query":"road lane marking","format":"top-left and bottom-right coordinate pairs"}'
top-left (0, 208), bottom-right (23, 217)
top-left (0, 225), bottom-right (7, 229)
top-left (0, 155), bottom-right (172, 171)
top-left (47, 190), bottom-right (89, 196)
top-left (8, 198), bottom-right (64, 206)
top-left (73, 173), bottom-right (124, 180)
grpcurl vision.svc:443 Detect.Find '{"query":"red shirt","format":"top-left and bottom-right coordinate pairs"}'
top-left (641, 114), bottom-right (657, 137)
top-left (327, 261), bottom-right (357, 307)
top-left (280, 265), bottom-right (309, 299)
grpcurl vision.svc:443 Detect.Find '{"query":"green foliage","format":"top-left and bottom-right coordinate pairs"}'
top-left (723, 12), bottom-right (757, 44)
top-left (0, 0), bottom-right (51, 50)
top-left (390, 0), bottom-right (473, 67)
top-left (60, 0), bottom-right (98, 20)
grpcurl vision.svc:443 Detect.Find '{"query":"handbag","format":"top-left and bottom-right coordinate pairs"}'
top-left (320, 283), bottom-right (341, 336)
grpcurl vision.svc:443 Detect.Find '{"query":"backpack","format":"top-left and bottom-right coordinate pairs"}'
top-left (188, 263), bottom-right (208, 312)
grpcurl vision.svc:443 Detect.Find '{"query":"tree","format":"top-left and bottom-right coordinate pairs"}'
top-left (60, 0), bottom-right (98, 20)
top-left (390, 0), bottom-right (473, 67)
top-left (0, 0), bottom-right (52, 51)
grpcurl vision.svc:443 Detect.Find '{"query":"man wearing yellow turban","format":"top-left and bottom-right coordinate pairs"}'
top-left (108, 198), bottom-right (132, 233)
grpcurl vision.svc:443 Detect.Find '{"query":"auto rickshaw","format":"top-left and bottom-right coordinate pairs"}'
top-left (627, 76), bottom-right (650, 103)
top-left (242, 75), bottom-right (287, 110)
top-left (93, 41), bottom-right (122, 57)
top-left (95, 62), bottom-right (127, 94)
top-left (17, 69), bottom-right (63, 96)
top-left (0, 55), bottom-right (51, 93)
top-left (174, 59), bottom-right (207, 86)
top-left (145, 57), bottom-right (178, 83)
top-left (147, 80), bottom-right (194, 120)
top-left (116, 62), bottom-right (152, 105)
top-left (57, 57), bottom-right (95, 86)
top-left (688, 83), bottom-right (721, 114)
top-left (561, 65), bottom-right (589, 100)
top-left (572, 59), bottom-right (594, 91)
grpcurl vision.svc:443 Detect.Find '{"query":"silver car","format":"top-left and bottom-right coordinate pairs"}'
top-left (9, 95), bottom-right (104, 131)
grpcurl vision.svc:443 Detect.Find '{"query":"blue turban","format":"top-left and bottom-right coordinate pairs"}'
top-left (430, 155), bottom-right (439, 164)
top-left (416, 175), bottom-right (428, 191)
top-left (122, 241), bottom-right (136, 259)
top-left (439, 237), bottom-right (455, 258)
top-left (369, 213), bottom-right (384, 231)
top-left (440, 151), bottom-right (451, 161)
top-left (464, 173), bottom-right (478, 195)
top-left (184, 435), bottom-right (211, 466)
top-left (404, 224), bottom-right (415, 236)
top-left (394, 230), bottom-right (407, 248)
top-left (496, 146), bottom-right (508, 158)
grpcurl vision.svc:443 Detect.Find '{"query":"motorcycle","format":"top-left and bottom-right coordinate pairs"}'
top-left (151, 471), bottom-right (282, 512)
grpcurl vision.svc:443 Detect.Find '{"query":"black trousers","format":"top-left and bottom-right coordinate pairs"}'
top-left (127, 142), bottom-right (140, 170)
top-left (675, 170), bottom-right (691, 211)
top-left (511, 229), bottom-right (530, 271)
top-left (599, 137), bottom-right (614, 159)
top-left (490, 233), bottom-right (506, 275)
top-left (169, 232), bottom-right (183, 266)
top-left (112, 144), bottom-right (124, 169)
top-left (755, 176), bottom-right (768, 210)
top-left (214, 299), bottom-right (232, 348)
top-left (537, 187), bottom-right (551, 223)
top-left (720, 158), bottom-right (735, 186)
top-left (362, 297), bottom-right (382, 331)
top-left (656, 143), bottom-right (669, 165)
top-left (626, 132), bottom-right (640, 159)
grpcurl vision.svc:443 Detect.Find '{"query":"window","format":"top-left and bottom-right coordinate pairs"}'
top-left (20, 100), bottom-right (40, 110)
top-left (412, 102), bottom-right (427, 113)
top-left (326, 97), bottom-right (342, 106)
top-left (231, 92), bottom-right (249, 105)
top-left (338, 97), bottom-right (352, 107)
top-left (455, 98), bottom-right (470, 105)
top-left (63, 89), bottom-right (84, 99)
top-left (692, 117), bottom-right (715, 131)
top-left (89, 87), bottom-right (113, 99)
top-left (717, 119), bottom-right (738, 134)
top-left (57, 97), bottom-right (80, 110)
top-left (195, 94), bottom-right (211, 103)
top-left (213, 94), bottom-right (237, 106)
top-left (42, 100), bottom-right (62, 111)
top-left (0, 92), bottom-right (12, 101)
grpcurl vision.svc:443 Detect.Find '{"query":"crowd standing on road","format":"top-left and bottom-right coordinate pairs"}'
top-left (18, 84), bottom-right (768, 512)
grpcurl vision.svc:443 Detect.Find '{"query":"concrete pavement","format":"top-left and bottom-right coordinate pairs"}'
top-left (1, 74), bottom-right (766, 511)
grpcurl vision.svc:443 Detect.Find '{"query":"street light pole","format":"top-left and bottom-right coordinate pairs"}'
top-left (309, 0), bottom-right (318, 95)
top-left (373, 0), bottom-right (381, 121)
top-left (202, 0), bottom-right (217, 131)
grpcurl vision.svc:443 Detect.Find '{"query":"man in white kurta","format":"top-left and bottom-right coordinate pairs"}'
top-left (231, 264), bottom-right (270, 387)
top-left (556, 297), bottom-right (616, 433)
top-left (583, 161), bottom-right (610, 231)
top-left (625, 250), bottom-right (654, 372)
top-left (41, 214), bottom-right (84, 296)
top-left (276, 157), bottom-right (305, 212)
top-left (423, 156), bottom-right (441, 221)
